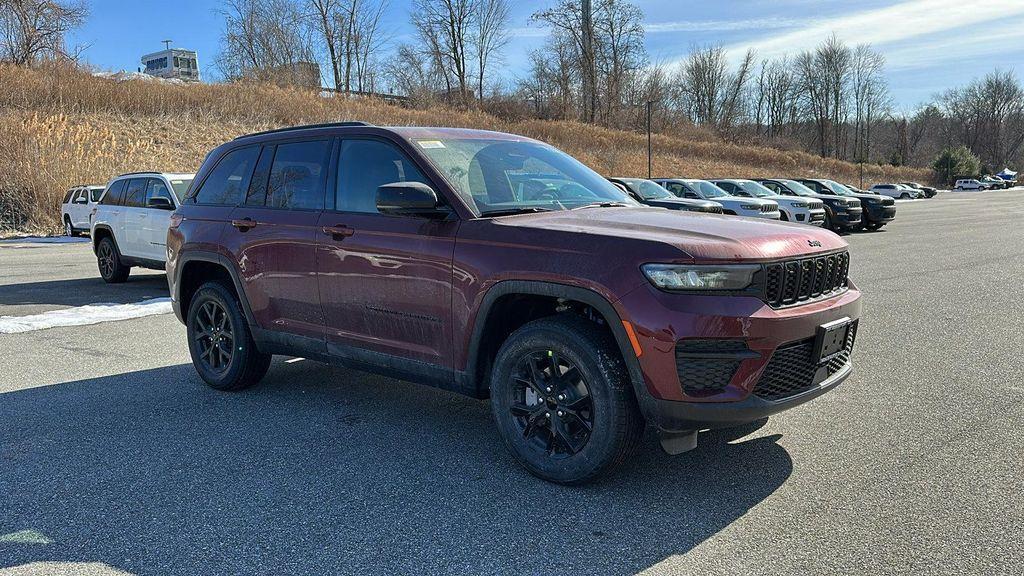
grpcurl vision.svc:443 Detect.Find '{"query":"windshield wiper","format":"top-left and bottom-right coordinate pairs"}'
top-left (572, 201), bottom-right (631, 210)
top-left (479, 207), bottom-right (555, 217)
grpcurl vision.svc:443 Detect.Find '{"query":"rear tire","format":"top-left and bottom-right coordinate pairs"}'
top-left (900, 193), bottom-right (911, 199)
top-left (489, 315), bottom-right (644, 485)
top-left (96, 236), bottom-right (130, 283)
top-left (187, 281), bottom-right (271, 391)
top-left (64, 217), bottom-right (75, 237)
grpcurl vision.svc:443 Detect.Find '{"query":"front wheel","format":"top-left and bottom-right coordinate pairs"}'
top-left (96, 236), bottom-right (130, 283)
top-left (490, 316), bottom-right (644, 484)
top-left (187, 281), bottom-right (272, 391)
top-left (64, 217), bottom-right (75, 237)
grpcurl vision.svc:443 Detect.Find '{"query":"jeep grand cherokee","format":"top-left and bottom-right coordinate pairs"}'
top-left (167, 123), bottom-right (862, 484)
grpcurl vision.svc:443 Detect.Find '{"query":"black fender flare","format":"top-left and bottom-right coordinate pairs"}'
top-left (463, 280), bottom-right (647, 400)
top-left (91, 224), bottom-right (115, 254)
top-left (174, 250), bottom-right (257, 328)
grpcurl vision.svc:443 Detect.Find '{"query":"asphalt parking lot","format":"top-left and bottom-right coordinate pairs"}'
top-left (1, 190), bottom-right (1023, 575)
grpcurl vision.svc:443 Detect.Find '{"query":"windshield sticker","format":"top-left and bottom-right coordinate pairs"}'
top-left (417, 140), bottom-right (446, 149)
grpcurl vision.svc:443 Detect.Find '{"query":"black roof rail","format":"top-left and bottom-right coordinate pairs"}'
top-left (236, 121), bottom-right (375, 140)
top-left (114, 171), bottom-right (161, 177)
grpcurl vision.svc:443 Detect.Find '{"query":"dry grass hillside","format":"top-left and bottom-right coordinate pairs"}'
top-left (0, 64), bottom-right (930, 234)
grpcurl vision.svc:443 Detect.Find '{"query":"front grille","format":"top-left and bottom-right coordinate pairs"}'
top-left (675, 340), bottom-right (751, 397)
top-left (764, 251), bottom-right (849, 307)
top-left (704, 205), bottom-right (723, 214)
top-left (761, 204), bottom-right (776, 213)
top-left (753, 322), bottom-right (857, 401)
top-left (881, 197), bottom-right (894, 206)
top-left (809, 201), bottom-right (824, 210)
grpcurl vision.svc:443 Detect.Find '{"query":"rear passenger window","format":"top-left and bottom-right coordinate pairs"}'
top-left (123, 179), bottom-right (148, 208)
top-left (193, 146), bottom-right (259, 205)
top-left (63, 190), bottom-right (75, 203)
top-left (90, 189), bottom-right (103, 202)
top-left (263, 140), bottom-right (330, 210)
top-left (100, 180), bottom-right (126, 205)
top-left (335, 139), bottom-right (429, 213)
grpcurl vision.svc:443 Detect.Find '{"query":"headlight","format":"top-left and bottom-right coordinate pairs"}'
top-left (740, 204), bottom-right (761, 210)
top-left (641, 264), bottom-right (759, 291)
top-left (789, 202), bottom-right (809, 208)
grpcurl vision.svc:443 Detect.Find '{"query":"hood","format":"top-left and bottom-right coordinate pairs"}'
top-left (493, 207), bottom-right (847, 261)
top-left (715, 196), bottom-right (777, 208)
top-left (643, 198), bottom-right (720, 210)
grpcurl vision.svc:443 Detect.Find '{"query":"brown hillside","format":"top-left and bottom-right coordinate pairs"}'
top-left (0, 65), bottom-right (929, 233)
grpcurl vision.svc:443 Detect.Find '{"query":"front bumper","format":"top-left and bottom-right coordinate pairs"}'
top-left (863, 203), bottom-right (896, 224)
top-left (831, 207), bottom-right (862, 228)
top-left (614, 282), bottom-right (862, 432)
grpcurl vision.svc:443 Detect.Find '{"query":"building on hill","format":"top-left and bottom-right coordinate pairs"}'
top-left (141, 48), bottom-right (200, 82)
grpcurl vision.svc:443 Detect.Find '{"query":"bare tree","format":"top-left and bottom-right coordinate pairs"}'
top-left (754, 57), bottom-right (796, 139)
top-left (471, 0), bottom-right (511, 100)
top-left (0, 0), bottom-right (87, 66)
top-left (309, 0), bottom-right (342, 90)
top-left (674, 45), bottom-right (754, 132)
top-left (850, 44), bottom-right (888, 163)
top-left (218, 0), bottom-right (318, 87)
top-left (412, 0), bottom-right (474, 105)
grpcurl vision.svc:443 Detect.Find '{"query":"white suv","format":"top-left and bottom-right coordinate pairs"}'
top-left (954, 179), bottom-right (988, 191)
top-left (61, 185), bottom-right (106, 236)
top-left (90, 172), bottom-right (194, 283)
top-left (870, 183), bottom-right (922, 199)
top-left (712, 178), bottom-right (826, 225)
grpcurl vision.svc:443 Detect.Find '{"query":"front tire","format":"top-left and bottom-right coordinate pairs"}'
top-left (96, 236), bottom-right (130, 283)
top-left (490, 316), bottom-right (644, 484)
top-left (187, 281), bottom-right (271, 391)
top-left (64, 217), bottom-right (75, 237)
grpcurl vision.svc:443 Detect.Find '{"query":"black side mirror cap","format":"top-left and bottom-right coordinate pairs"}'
top-left (146, 197), bottom-right (174, 210)
top-left (376, 182), bottom-right (448, 217)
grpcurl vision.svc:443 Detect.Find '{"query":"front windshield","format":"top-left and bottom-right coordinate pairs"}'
top-left (627, 179), bottom-right (674, 200)
top-left (735, 180), bottom-right (777, 198)
top-left (686, 180), bottom-right (730, 198)
top-left (824, 180), bottom-right (856, 197)
top-left (414, 138), bottom-right (636, 214)
top-left (779, 180), bottom-right (818, 197)
top-left (168, 178), bottom-right (194, 201)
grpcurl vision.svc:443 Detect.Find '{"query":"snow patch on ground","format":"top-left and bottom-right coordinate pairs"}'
top-left (0, 298), bottom-right (172, 334)
top-left (0, 236), bottom-right (89, 245)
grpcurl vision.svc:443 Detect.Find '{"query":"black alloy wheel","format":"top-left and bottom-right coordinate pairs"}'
top-left (510, 350), bottom-right (594, 458)
top-left (65, 218), bottom-right (74, 237)
top-left (191, 300), bottom-right (234, 374)
top-left (97, 241), bottom-right (115, 277)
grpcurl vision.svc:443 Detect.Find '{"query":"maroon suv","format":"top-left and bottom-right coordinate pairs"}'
top-left (167, 122), bottom-right (862, 484)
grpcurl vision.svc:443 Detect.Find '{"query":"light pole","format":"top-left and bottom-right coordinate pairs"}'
top-left (647, 100), bottom-right (653, 179)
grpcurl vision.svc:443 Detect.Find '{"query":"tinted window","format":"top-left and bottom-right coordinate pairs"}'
top-left (100, 180), bottom-right (126, 205)
top-left (336, 139), bottom-right (428, 213)
top-left (73, 190), bottom-right (88, 203)
top-left (63, 190), bottom-right (75, 203)
top-left (123, 178), bottom-right (148, 208)
top-left (90, 188), bottom-right (103, 202)
top-left (244, 145), bottom-right (275, 206)
top-left (264, 140), bottom-right (330, 210)
top-left (146, 179), bottom-right (174, 206)
top-left (193, 146), bottom-right (259, 205)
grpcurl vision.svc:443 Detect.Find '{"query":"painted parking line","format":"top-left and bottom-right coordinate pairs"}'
top-left (0, 298), bottom-right (172, 334)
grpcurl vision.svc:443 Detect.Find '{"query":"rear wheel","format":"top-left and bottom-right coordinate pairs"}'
top-left (490, 316), bottom-right (644, 484)
top-left (64, 217), bottom-right (75, 237)
top-left (900, 193), bottom-right (911, 199)
top-left (187, 281), bottom-right (271, 391)
top-left (96, 236), bottom-right (130, 283)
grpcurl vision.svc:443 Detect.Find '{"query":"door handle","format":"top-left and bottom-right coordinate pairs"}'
top-left (322, 224), bottom-right (354, 239)
top-left (231, 218), bottom-right (257, 231)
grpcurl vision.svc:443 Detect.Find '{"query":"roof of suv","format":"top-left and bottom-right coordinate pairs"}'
top-left (232, 123), bottom-right (538, 145)
top-left (111, 172), bottom-right (195, 180)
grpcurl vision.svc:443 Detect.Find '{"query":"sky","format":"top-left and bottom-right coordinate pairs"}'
top-left (70, 0), bottom-right (1024, 110)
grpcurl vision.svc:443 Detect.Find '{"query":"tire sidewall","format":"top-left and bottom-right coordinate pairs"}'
top-left (97, 236), bottom-right (120, 282)
top-left (186, 282), bottom-right (255, 390)
top-left (490, 320), bottom-right (631, 484)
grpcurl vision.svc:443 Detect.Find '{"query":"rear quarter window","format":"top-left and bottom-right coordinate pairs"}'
top-left (99, 180), bottom-right (127, 205)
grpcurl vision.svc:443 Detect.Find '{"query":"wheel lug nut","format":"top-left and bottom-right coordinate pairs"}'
top-left (557, 410), bottom-right (564, 417)
top-left (545, 412), bottom-right (551, 418)
top-left (546, 386), bottom-right (552, 392)
top-left (557, 394), bottom-right (565, 401)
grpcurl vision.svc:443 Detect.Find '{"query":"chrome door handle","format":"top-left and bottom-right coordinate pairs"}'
top-left (231, 218), bottom-right (257, 231)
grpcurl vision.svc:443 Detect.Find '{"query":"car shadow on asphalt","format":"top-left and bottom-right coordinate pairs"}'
top-left (0, 274), bottom-right (168, 312)
top-left (0, 360), bottom-right (792, 575)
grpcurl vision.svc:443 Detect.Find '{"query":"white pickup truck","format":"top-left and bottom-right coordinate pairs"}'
top-left (90, 172), bottom-right (194, 282)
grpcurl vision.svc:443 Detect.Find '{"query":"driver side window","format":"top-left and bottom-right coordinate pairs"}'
top-left (336, 139), bottom-right (430, 214)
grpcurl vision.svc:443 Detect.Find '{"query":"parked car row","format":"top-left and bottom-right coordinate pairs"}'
top-left (607, 175), bottom-right (893, 233)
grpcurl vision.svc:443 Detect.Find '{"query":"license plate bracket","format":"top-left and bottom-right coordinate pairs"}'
top-left (814, 317), bottom-right (851, 365)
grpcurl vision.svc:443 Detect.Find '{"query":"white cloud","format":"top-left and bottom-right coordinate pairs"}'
top-left (645, 17), bottom-right (804, 33)
top-left (715, 0), bottom-right (1024, 67)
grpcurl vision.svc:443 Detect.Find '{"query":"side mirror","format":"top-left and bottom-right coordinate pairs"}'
top-left (376, 182), bottom-right (447, 217)
top-left (147, 196), bottom-right (174, 210)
